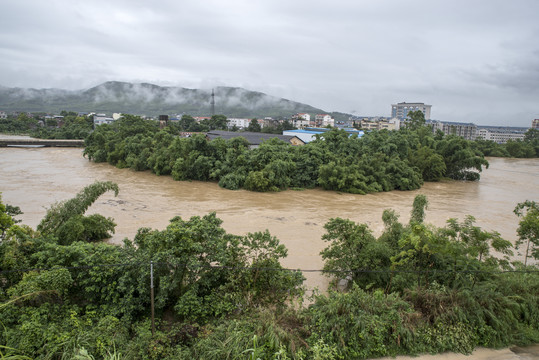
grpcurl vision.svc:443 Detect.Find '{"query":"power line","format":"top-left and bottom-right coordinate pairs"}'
top-left (1, 261), bottom-right (537, 275)
top-left (0, 262), bottom-right (144, 274)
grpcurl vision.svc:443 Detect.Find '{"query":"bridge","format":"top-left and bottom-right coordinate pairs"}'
top-left (0, 139), bottom-right (85, 147)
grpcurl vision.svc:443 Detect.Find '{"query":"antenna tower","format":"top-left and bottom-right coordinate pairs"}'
top-left (211, 88), bottom-right (215, 116)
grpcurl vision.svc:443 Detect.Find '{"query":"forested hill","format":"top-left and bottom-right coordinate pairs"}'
top-left (0, 81), bottom-right (329, 118)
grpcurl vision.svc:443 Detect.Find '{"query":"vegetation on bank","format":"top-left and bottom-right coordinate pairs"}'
top-left (83, 112), bottom-right (493, 194)
top-left (472, 128), bottom-right (539, 158)
top-left (0, 111), bottom-right (94, 140)
top-left (0, 184), bottom-right (538, 359)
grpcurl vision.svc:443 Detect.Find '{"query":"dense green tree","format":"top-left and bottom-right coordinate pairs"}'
top-left (409, 145), bottom-right (446, 181)
top-left (16, 113), bottom-right (38, 128)
top-left (179, 114), bottom-right (196, 130)
top-left (201, 114), bottom-right (228, 130)
top-left (436, 135), bottom-right (489, 180)
top-left (505, 139), bottom-right (536, 158)
top-left (392, 223), bottom-right (440, 288)
top-left (406, 110), bottom-right (426, 130)
top-left (247, 118), bottom-right (262, 132)
top-left (514, 200), bottom-right (539, 266)
top-left (320, 218), bottom-right (392, 289)
top-left (0, 193), bottom-right (15, 240)
top-left (447, 215), bottom-right (513, 264)
top-left (37, 181), bottom-right (119, 245)
top-left (472, 139), bottom-right (510, 157)
top-left (410, 194), bottom-right (428, 225)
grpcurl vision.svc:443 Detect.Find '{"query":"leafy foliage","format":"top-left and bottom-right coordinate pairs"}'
top-left (37, 181), bottom-right (119, 245)
top-left (2, 177), bottom-right (538, 359)
top-left (83, 116), bottom-right (492, 195)
top-left (514, 200), bottom-right (539, 265)
top-left (314, 195), bottom-right (539, 358)
top-left (0, 194), bottom-right (15, 240)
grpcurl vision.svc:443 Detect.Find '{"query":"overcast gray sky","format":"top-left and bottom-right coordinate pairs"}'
top-left (1, 0), bottom-right (538, 126)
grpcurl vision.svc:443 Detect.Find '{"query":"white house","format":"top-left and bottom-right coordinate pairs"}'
top-left (93, 114), bottom-right (115, 126)
top-left (227, 118), bottom-right (250, 129)
top-left (291, 113), bottom-right (311, 129)
top-left (315, 114), bottom-right (335, 127)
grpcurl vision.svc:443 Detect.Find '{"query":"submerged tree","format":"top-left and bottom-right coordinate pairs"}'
top-left (37, 181), bottom-right (119, 244)
top-left (410, 194), bottom-right (428, 225)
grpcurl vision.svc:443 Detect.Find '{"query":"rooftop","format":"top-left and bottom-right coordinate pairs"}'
top-left (206, 130), bottom-right (304, 145)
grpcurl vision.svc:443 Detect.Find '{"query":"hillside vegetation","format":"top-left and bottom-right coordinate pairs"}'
top-left (0, 81), bottom-right (328, 119)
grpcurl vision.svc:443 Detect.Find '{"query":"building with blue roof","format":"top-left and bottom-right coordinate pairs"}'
top-left (283, 128), bottom-right (364, 143)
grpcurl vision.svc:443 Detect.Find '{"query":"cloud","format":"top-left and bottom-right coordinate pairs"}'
top-left (0, 0), bottom-right (538, 126)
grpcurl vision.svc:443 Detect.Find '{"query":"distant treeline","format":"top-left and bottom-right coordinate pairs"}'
top-left (473, 133), bottom-right (539, 158)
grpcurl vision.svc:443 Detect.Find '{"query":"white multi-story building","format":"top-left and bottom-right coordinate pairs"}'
top-left (314, 114), bottom-right (334, 127)
top-left (227, 118), bottom-right (250, 129)
top-left (429, 121), bottom-right (477, 140)
top-left (532, 119), bottom-right (539, 129)
top-left (391, 102), bottom-right (432, 120)
top-left (476, 127), bottom-right (526, 144)
top-left (291, 113), bottom-right (310, 129)
top-left (352, 116), bottom-right (400, 131)
top-left (297, 113), bottom-right (310, 121)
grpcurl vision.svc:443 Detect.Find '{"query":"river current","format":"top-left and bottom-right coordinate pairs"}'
top-left (1, 143), bottom-right (538, 291)
top-left (1, 141), bottom-right (538, 359)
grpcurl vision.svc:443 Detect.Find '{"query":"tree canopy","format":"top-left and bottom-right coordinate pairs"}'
top-left (83, 116), bottom-right (493, 195)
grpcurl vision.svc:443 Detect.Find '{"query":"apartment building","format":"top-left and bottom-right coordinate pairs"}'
top-left (476, 127), bottom-right (526, 144)
top-left (429, 120), bottom-right (477, 140)
top-left (391, 102), bottom-right (432, 120)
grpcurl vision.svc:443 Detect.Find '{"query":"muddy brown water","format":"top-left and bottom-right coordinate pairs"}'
top-left (1, 144), bottom-right (538, 292)
top-left (1, 139), bottom-right (538, 359)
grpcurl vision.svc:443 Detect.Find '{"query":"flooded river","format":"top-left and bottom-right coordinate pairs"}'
top-left (1, 143), bottom-right (538, 292)
top-left (1, 140), bottom-right (538, 359)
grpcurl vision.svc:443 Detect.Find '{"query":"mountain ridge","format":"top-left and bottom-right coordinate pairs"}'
top-left (0, 81), bottom-right (338, 119)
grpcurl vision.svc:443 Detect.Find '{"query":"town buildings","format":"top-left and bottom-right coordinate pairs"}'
top-left (533, 119), bottom-right (539, 129)
top-left (476, 126), bottom-right (527, 143)
top-left (206, 130), bottom-right (305, 148)
top-left (227, 118), bottom-right (251, 129)
top-left (283, 127), bottom-right (364, 144)
top-left (290, 113), bottom-right (311, 129)
top-left (93, 114), bottom-right (115, 126)
top-left (351, 116), bottom-right (400, 131)
top-left (426, 120), bottom-right (528, 143)
top-left (428, 120), bottom-right (477, 140)
top-left (313, 114), bottom-right (335, 127)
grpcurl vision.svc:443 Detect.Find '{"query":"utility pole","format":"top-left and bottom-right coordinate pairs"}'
top-left (211, 88), bottom-right (215, 117)
top-left (150, 261), bottom-right (155, 336)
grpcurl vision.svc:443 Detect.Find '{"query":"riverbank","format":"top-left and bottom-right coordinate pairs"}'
top-left (378, 345), bottom-right (539, 360)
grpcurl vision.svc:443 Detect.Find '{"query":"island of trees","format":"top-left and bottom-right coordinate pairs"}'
top-left (80, 112), bottom-right (494, 195)
top-left (0, 183), bottom-right (538, 359)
